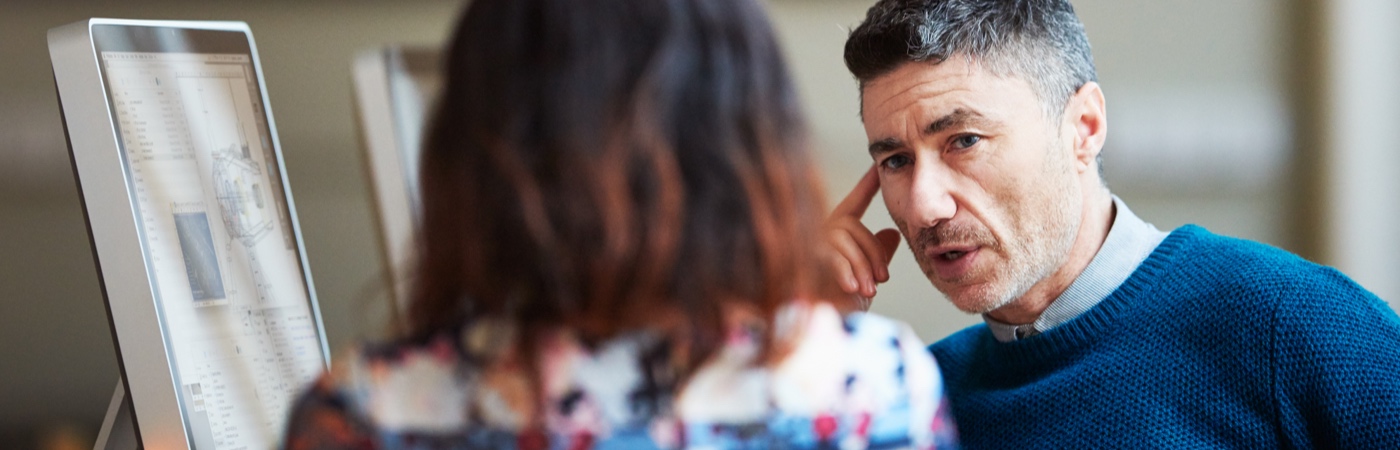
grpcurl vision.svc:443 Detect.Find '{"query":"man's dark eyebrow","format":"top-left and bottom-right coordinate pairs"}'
top-left (868, 109), bottom-right (995, 156)
top-left (868, 138), bottom-right (902, 156)
top-left (926, 108), bottom-right (991, 136)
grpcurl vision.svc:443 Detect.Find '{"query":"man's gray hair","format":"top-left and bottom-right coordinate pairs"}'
top-left (844, 0), bottom-right (1097, 119)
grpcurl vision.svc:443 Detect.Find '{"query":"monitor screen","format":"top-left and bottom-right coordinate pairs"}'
top-left (89, 24), bottom-right (325, 448)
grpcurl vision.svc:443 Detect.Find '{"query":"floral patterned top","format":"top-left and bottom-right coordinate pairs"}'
top-left (282, 302), bottom-right (958, 449)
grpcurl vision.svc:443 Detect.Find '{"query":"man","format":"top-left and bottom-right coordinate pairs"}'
top-left (824, 0), bottom-right (1400, 447)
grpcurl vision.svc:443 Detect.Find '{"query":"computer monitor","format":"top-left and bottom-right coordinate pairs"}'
top-left (351, 46), bottom-right (440, 315)
top-left (49, 19), bottom-right (329, 449)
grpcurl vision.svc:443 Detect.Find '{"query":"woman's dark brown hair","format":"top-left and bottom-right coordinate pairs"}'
top-left (410, 0), bottom-right (837, 376)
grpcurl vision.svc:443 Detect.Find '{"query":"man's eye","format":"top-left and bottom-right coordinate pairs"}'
top-left (880, 154), bottom-right (912, 170)
top-left (951, 134), bottom-right (981, 150)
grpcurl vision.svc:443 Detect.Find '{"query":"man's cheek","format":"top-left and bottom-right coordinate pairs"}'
top-left (880, 186), bottom-right (905, 219)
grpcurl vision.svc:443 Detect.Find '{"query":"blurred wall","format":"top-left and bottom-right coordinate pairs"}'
top-left (0, 0), bottom-right (1394, 447)
top-left (1313, 0), bottom-right (1400, 304)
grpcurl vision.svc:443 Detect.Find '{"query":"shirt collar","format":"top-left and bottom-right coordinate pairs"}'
top-left (984, 196), bottom-right (1169, 342)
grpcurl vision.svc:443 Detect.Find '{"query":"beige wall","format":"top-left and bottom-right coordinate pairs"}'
top-left (1316, 0), bottom-right (1400, 303)
top-left (0, 0), bottom-right (1391, 447)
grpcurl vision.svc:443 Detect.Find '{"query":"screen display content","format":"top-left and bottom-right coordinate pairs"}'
top-left (95, 26), bottom-right (324, 449)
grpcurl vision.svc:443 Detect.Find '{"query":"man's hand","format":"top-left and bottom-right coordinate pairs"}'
top-left (825, 165), bottom-right (902, 309)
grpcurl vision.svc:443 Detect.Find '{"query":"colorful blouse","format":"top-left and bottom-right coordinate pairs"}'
top-left (282, 302), bottom-right (958, 449)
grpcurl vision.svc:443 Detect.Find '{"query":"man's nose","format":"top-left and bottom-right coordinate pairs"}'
top-left (907, 162), bottom-right (957, 226)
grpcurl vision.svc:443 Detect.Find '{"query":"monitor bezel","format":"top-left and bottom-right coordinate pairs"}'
top-left (49, 18), bottom-right (330, 449)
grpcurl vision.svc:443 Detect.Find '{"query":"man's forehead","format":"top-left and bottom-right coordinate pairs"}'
top-left (860, 60), bottom-right (1037, 128)
top-left (863, 61), bottom-right (978, 110)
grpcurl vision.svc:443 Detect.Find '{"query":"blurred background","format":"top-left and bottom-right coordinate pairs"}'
top-left (1, 0), bottom-right (1396, 447)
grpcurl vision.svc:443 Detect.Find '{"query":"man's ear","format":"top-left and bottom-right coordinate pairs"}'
top-left (1066, 81), bottom-right (1107, 173)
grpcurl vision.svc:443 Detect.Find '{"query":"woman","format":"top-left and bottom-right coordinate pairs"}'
top-left (283, 0), bottom-right (957, 448)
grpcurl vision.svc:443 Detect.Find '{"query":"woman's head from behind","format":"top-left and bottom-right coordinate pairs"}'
top-left (412, 0), bottom-right (833, 369)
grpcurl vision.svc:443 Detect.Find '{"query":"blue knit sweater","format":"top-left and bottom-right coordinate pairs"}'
top-left (929, 225), bottom-right (1400, 448)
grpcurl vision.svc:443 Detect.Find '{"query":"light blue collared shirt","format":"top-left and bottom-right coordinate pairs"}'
top-left (984, 197), bottom-right (1169, 342)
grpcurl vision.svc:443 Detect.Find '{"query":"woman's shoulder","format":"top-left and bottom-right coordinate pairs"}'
top-left (677, 302), bottom-right (953, 447)
top-left (679, 302), bottom-right (938, 415)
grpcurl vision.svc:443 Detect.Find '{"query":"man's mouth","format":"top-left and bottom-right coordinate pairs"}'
top-left (940, 250), bottom-right (969, 260)
top-left (930, 245), bottom-right (979, 260)
top-left (909, 223), bottom-right (996, 281)
top-left (924, 245), bottom-right (982, 280)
